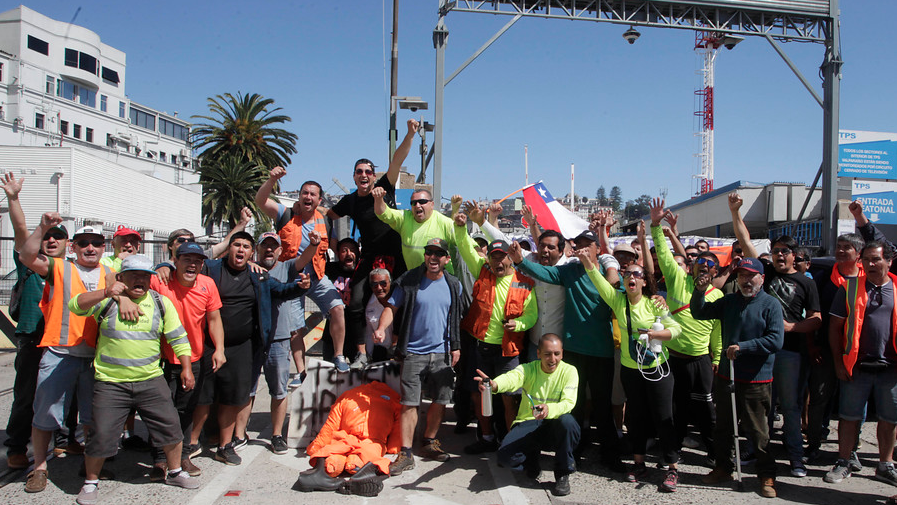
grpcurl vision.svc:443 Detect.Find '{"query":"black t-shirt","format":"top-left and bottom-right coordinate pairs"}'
top-left (764, 266), bottom-right (821, 353)
top-left (831, 280), bottom-right (897, 366)
top-left (218, 262), bottom-right (258, 347)
top-left (325, 261), bottom-right (355, 305)
top-left (331, 175), bottom-right (405, 264)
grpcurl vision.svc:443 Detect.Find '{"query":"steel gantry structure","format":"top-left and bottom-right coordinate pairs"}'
top-left (430, 0), bottom-right (842, 251)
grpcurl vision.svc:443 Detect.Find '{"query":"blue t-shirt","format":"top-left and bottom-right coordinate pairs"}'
top-left (268, 258), bottom-right (301, 340)
top-left (390, 275), bottom-right (455, 355)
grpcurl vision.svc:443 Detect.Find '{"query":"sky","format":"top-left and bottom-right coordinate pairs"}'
top-left (14, 0), bottom-right (897, 207)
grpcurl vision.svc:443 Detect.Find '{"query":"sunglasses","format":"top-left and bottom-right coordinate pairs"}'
top-left (410, 198), bottom-right (432, 206)
top-left (771, 247), bottom-right (792, 255)
top-left (175, 237), bottom-right (196, 244)
top-left (733, 247), bottom-right (743, 254)
top-left (424, 249), bottom-right (447, 258)
top-left (795, 256), bottom-right (810, 263)
top-left (76, 238), bottom-right (105, 248)
top-left (355, 169), bottom-right (374, 176)
top-left (43, 232), bottom-right (67, 241)
top-left (622, 270), bottom-right (645, 279)
top-left (371, 280), bottom-right (389, 288)
top-left (695, 257), bottom-right (717, 269)
top-left (686, 252), bottom-right (698, 257)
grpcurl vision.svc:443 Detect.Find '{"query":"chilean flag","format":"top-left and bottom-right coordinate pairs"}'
top-left (521, 181), bottom-right (589, 239)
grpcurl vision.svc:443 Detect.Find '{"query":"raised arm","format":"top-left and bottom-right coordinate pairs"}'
top-left (636, 219), bottom-right (654, 287)
top-left (728, 192), bottom-right (758, 258)
top-left (1, 173), bottom-right (29, 250)
top-left (209, 207), bottom-right (253, 259)
top-left (663, 211), bottom-right (688, 258)
top-left (255, 166), bottom-right (287, 220)
top-left (386, 119), bottom-right (420, 187)
top-left (850, 200), bottom-right (897, 257)
top-left (20, 212), bottom-right (60, 277)
top-left (521, 205), bottom-right (542, 242)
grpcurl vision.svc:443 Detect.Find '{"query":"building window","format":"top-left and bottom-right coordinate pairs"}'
top-left (35, 113), bottom-right (45, 129)
top-left (0, 63), bottom-right (3, 82)
top-left (86, 127), bottom-right (93, 143)
top-left (78, 87), bottom-right (96, 108)
top-left (160, 152), bottom-right (167, 163)
top-left (78, 52), bottom-right (98, 75)
top-left (101, 67), bottom-right (120, 86)
top-left (100, 95), bottom-right (107, 112)
top-left (129, 107), bottom-right (155, 131)
top-left (159, 118), bottom-right (189, 141)
top-left (73, 124), bottom-right (81, 139)
top-left (27, 35), bottom-right (49, 55)
top-left (60, 120), bottom-right (69, 136)
top-left (46, 76), bottom-right (55, 94)
top-left (119, 101), bottom-right (126, 118)
top-left (64, 48), bottom-right (78, 67)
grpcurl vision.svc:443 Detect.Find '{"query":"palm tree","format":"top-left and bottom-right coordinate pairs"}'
top-left (191, 92), bottom-right (298, 169)
top-left (199, 155), bottom-right (269, 229)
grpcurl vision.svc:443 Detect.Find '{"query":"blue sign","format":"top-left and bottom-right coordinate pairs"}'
top-left (838, 130), bottom-right (897, 180)
top-left (852, 180), bottom-right (897, 225)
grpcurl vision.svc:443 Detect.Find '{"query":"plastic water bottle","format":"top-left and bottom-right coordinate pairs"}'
top-left (650, 316), bottom-right (664, 354)
top-left (482, 381), bottom-right (493, 417)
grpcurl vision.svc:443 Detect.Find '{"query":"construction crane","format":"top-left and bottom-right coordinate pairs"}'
top-left (332, 177), bottom-right (352, 194)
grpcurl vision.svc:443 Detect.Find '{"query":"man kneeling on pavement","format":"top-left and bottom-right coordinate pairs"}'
top-left (69, 255), bottom-right (199, 505)
top-left (475, 333), bottom-right (579, 497)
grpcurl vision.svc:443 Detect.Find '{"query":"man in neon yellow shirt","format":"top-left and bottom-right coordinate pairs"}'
top-left (476, 333), bottom-right (579, 497)
top-left (373, 186), bottom-right (457, 274)
top-left (69, 255), bottom-right (198, 504)
top-left (649, 198), bottom-right (722, 463)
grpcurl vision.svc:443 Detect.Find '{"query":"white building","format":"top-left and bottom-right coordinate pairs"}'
top-left (0, 5), bottom-right (201, 266)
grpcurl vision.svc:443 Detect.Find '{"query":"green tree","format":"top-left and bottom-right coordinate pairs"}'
top-left (199, 155), bottom-right (269, 229)
top-left (596, 186), bottom-right (608, 206)
top-left (609, 186), bottom-right (623, 211)
top-left (623, 194), bottom-right (653, 221)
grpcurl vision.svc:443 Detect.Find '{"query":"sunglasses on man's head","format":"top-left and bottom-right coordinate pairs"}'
top-left (410, 198), bottom-right (431, 206)
top-left (76, 238), bottom-right (105, 248)
top-left (695, 257), bottom-right (717, 269)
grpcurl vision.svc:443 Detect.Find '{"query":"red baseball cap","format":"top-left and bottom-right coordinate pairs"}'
top-left (113, 225), bottom-right (141, 240)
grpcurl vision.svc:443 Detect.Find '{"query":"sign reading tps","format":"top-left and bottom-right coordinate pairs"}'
top-left (838, 130), bottom-right (897, 180)
top-left (852, 180), bottom-right (897, 225)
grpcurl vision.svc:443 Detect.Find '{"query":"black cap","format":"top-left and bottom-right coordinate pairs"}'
top-left (574, 230), bottom-right (598, 243)
top-left (487, 239), bottom-right (510, 255)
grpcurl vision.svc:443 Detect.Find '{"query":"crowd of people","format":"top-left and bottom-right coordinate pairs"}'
top-left (5, 119), bottom-right (897, 502)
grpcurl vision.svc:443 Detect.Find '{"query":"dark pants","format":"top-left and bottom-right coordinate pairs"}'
top-left (151, 359), bottom-right (205, 463)
top-left (497, 414), bottom-right (581, 477)
top-left (806, 352), bottom-right (838, 449)
top-left (713, 380), bottom-right (776, 478)
top-left (620, 366), bottom-right (679, 464)
top-left (4, 330), bottom-right (43, 455)
top-left (563, 351), bottom-right (620, 462)
top-left (670, 353), bottom-right (716, 454)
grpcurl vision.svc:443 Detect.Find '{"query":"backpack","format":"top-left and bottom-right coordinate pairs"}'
top-left (9, 268), bottom-right (36, 323)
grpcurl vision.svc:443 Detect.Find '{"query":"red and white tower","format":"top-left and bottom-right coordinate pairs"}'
top-left (694, 31), bottom-right (721, 195)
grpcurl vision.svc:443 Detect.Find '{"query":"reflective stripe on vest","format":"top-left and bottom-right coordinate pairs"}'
top-left (100, 354), bottom-right (161, 367)
top-left (841, 273), bottom-right (897, 376)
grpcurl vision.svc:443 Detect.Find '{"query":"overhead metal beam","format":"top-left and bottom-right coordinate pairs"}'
top-left (764, 34), bottom-right (823, 108)
top-left (445, 13), bottom-right (523, 86)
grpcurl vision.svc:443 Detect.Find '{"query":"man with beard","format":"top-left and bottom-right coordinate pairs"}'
top-left (200, 232), bottom-right (309, 466)
top-left (507, 231), bottom-right (624, 472)
top-left (256, 173), bottom-right (350, 373)
top-left (0, 174), bottom-right (69, 470)
top-left (692, 258), bottom-right (784, 498)
top-left (729, 193), bottom-right (821, 477)
top-left (328, 120), bottom-right (417, 369)
top-left (148, 242), bottom-right (226, 477)
top-left (649, 198), bottom-right (722, 465)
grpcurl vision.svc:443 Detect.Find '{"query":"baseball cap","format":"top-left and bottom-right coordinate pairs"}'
top-left (487, 239), bottom-right (511, 255)
top-left (574, 230), bottom-right (599, 243)
top-left (176, 242), bottom-right (207, 259)
top-left (734, 257), bottom-right (764, 275)
top-left (113, 225), bottom-right (141, 240)
top-left (471, 231), bottom-right (488, 245)
top-left (72, 226), bottom-right (104, 239)
top-left (120, 254), bottom-right (156, 274)
top-left (48, 224), bottom-right (68, 238)
top-left (424, 238), bottom-right (449, 253)
top-left (613, 243), bottom-right (637, 256)
top-left (259, 231), bottom-right (282, 245)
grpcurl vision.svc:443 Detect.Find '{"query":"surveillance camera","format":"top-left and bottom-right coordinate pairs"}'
top-left (721, 34), bottom-right (745, 50)
top-left (622, 27), bottom-right (640, 44)
top-left (399, 99), bottom-right (429, 112)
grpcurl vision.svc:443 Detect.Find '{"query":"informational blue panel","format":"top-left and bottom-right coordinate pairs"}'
top-left (852, 180), bottom-right (897, 225)
top-left (394, 188), bottom-right (414, 210)
top-left (838, 130), bottom-right (897, 180)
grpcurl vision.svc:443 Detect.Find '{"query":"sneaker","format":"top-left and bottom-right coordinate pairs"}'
top-left (24, 469), bottom-right (48, 493)
top-left (288, 371), bottom-right (307, 390)
top-left (184, 443), bottom-right (203, 460)
top-left (659, 469), bottom-right (678, 492)
top-left (389, 451), bottom-right (415, 476)
top-left (553, 474), bottom-right (571, 496)
top-left (626, 462), bottom-right (648, 483)
top-left (464, 438), bottom-right (499, 455)
top-left (76, 482), bottom-right (99, 505)
top-left (701, 467), bottom-right (733, 485)
top-left (232, 436), bottom-right (249, 451)
top-left (215, 445), bottom-right (242, 466)
top-left (791, 460), bottom-right (808, 478)
top-left (333, 355), bottom-right (350, 373)
top-left (682, 436), bottom-right (700, 449)
top-left (149, 463), bottom-right (167, 482)
top-left (182, 458), bottom-right (202, 477)
top-left (271, 435), bottom-right (289, 455)
top-left (420, 439), bottom-right (450, 462)
top-left (7, 453), bottom-right (29, 469)
top-left (876, 462), bottom-right (897, 487)
top-left (849, 451), bottom-right (863, 472)
top-left (165, 470), bottom-right (200, 489)
top-left (759, 476), bottom-right (776, 498)
top-left (824, 459), bottom-right (851, 483)
top-left (350, 354), bottom-right (369, 370)
top-left (121, 434), bottom-right (151, 452)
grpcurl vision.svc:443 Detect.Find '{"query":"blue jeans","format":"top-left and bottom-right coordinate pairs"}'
top-left (32, 349), bottom-right (95, 431)
top-left (497, 414), bottom-right (581, 476)
top-left (773, 349), bottom-right (806, 461)
top-left (840, 366), bottom-right (897, 424)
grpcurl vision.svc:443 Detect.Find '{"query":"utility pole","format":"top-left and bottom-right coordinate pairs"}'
top-left (388, 0), bottom-right (399, 161)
